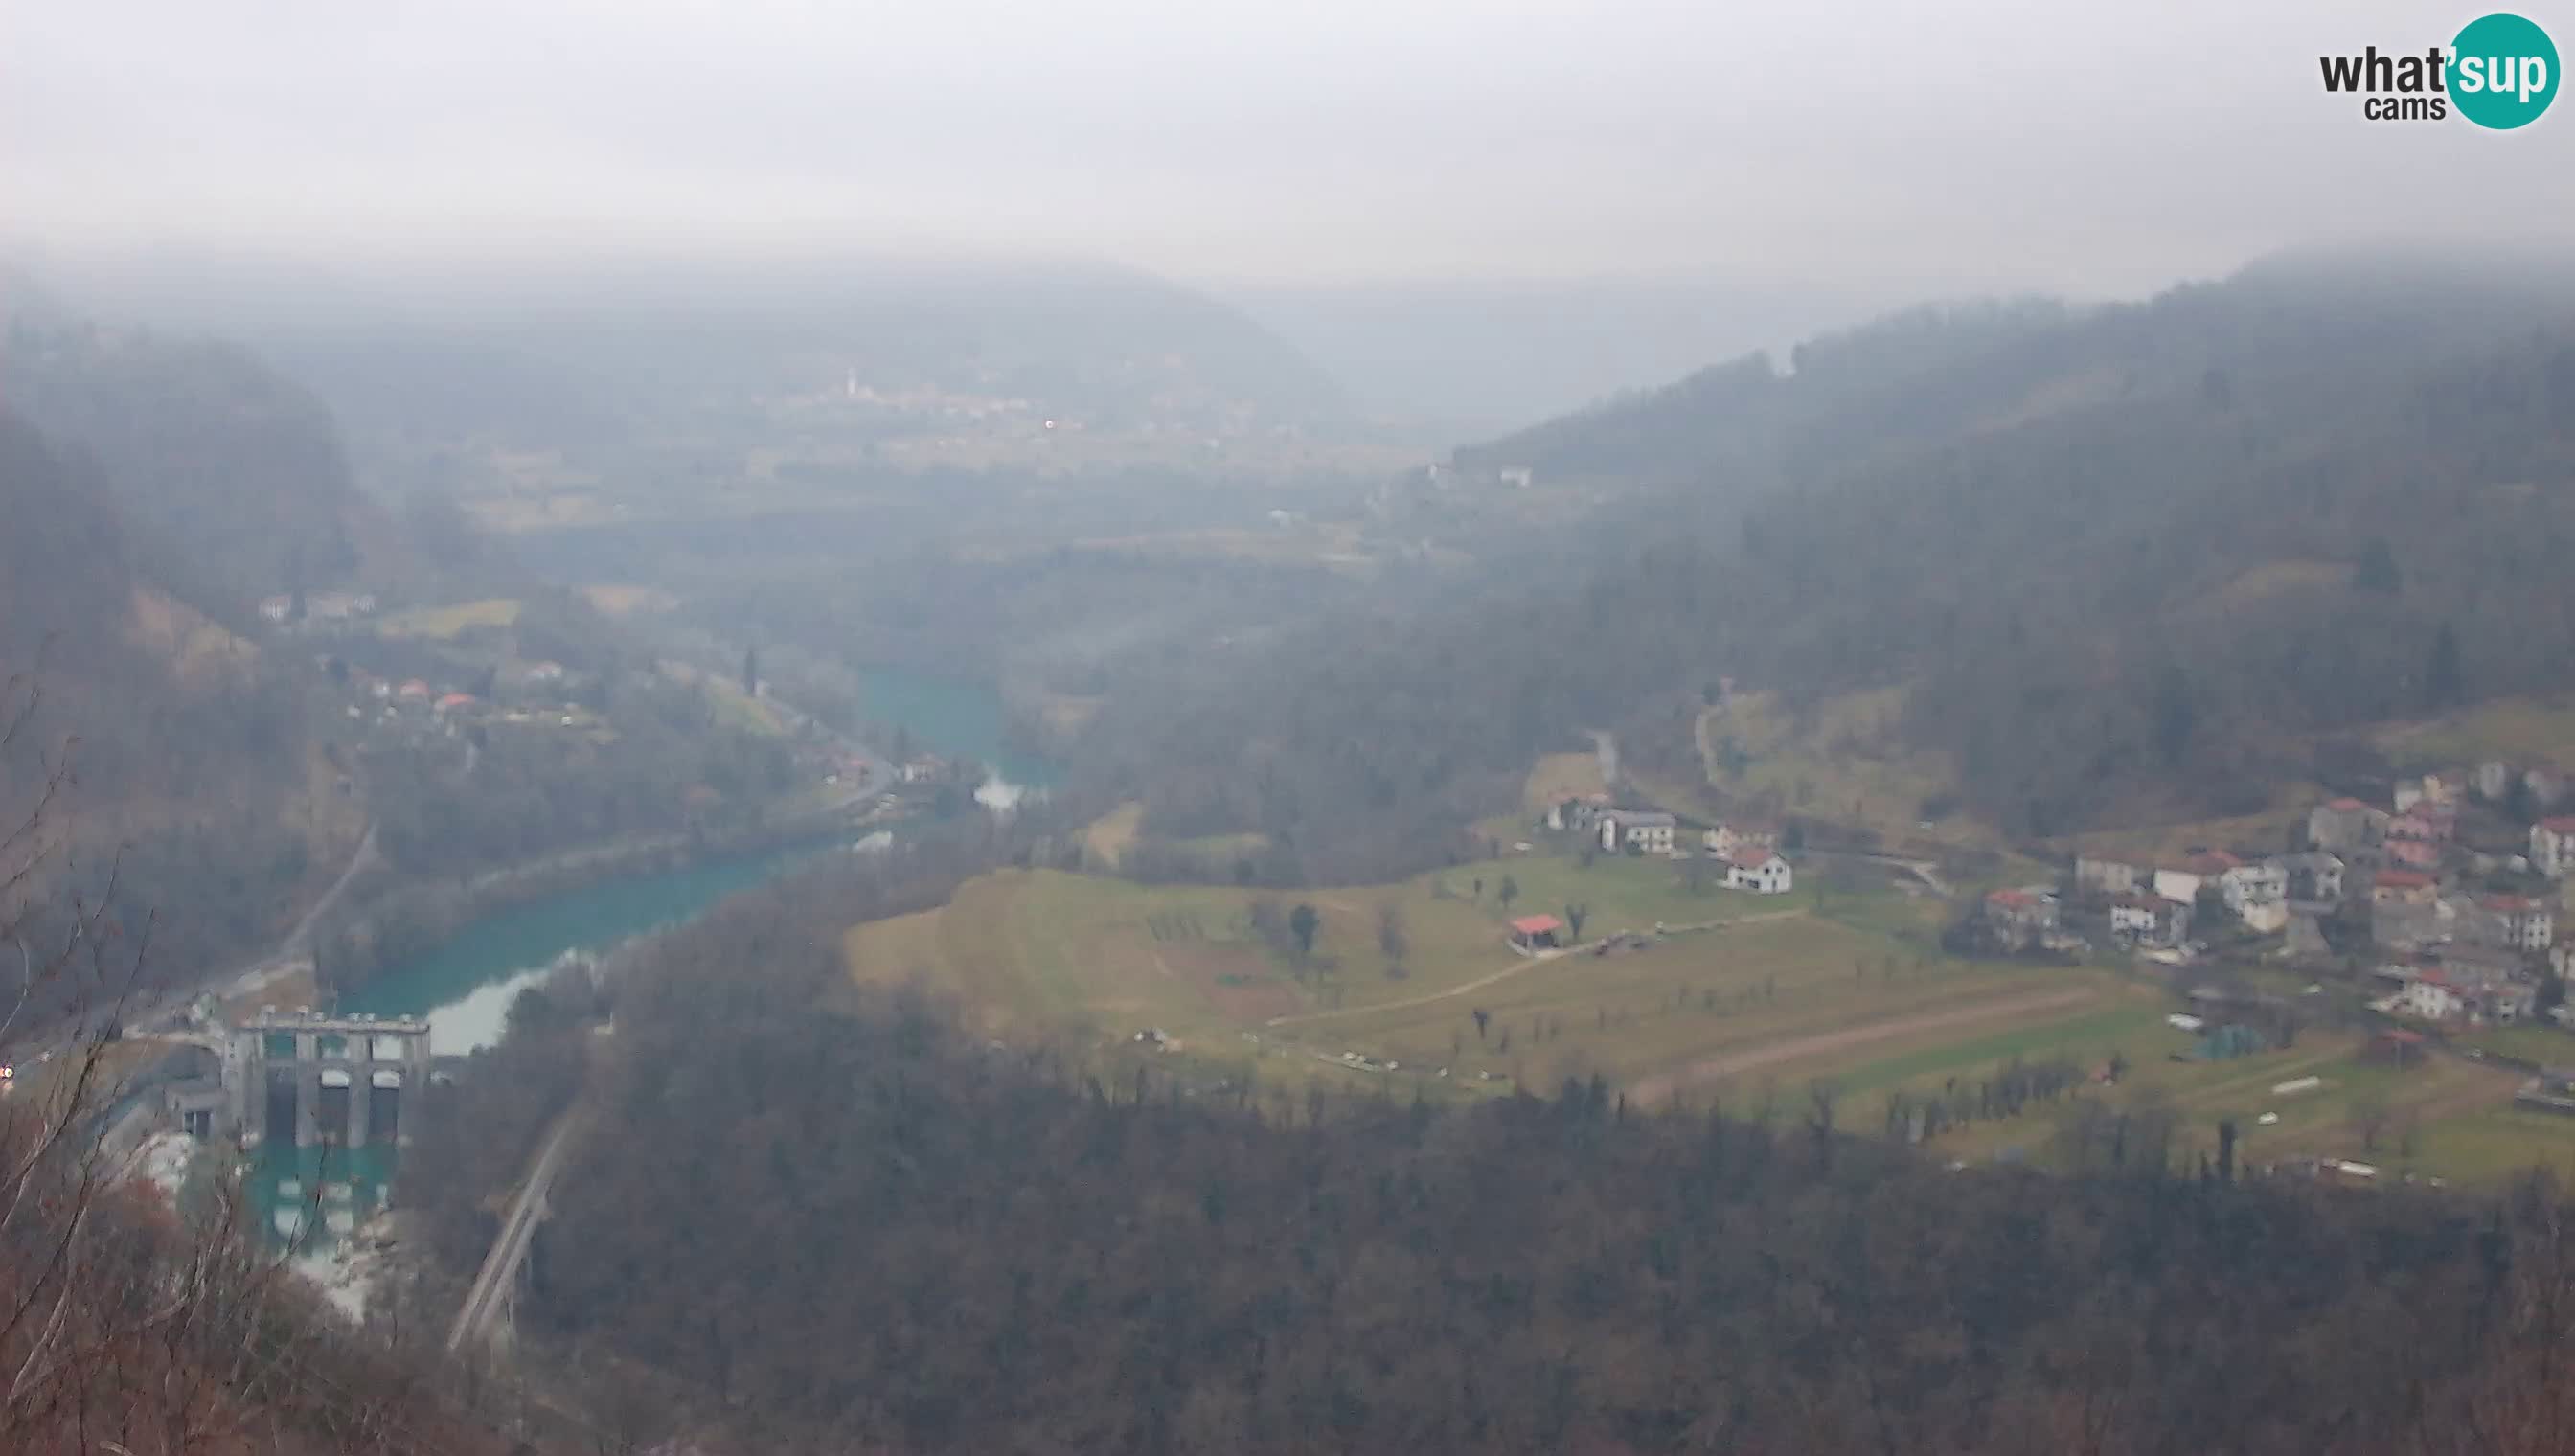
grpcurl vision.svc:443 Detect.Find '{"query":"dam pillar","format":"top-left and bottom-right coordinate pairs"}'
top-left (228, 1012), bottom-right (435, 1149)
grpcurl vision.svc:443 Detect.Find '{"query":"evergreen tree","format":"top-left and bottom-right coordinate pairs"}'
top-left (2427, 622), bottom-right (2465, 710)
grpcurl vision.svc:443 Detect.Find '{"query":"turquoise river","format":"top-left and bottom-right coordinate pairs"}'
top-left (252, 665), bottom-right (1052, 1246)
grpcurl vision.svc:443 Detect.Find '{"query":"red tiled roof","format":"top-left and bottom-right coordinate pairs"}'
top-left (2540, 816), bottom-right (2575, 834)
top-left (2375, 870), bottom-right (2434, 889)
top-left (1727, 847), bottom-right (1783, 870)
top-left (2481, 895), bottom-right (2536, 914)
top-left (2325, 797), bottom-right (2369, 812)
top-left (1509, 916), bottom-right (1561, 936)
top-left (2181, 851), bottom-right (2243, 875)
top-left (1987, 889), bottom-right (2038, 909)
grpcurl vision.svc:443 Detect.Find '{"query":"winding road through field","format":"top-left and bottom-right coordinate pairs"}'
top-left (1262, 907), bottom-right (1812, 1029)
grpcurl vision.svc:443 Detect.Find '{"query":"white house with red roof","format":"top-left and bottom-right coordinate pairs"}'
top-left (2398, 972), bottom-right (2468, 1023)
top-left (2153, 851), bottom-right (2240, 907)
top-left (2371, 869), bottom-right (2439, 907)
top-left (1703, 819), bottom-right (1780, 860)
top-left (2388, 806), bottom-right (2453, 844)
top-left (1723, 847), bottom-right (1792, 895)
top-left (1506, 915), bottom-right (1562, 952)
top-left (2109, 893), bottom-right (2190, 945)
top-left (2482, 895), bottom-right (2556, 952)
top-left (2384, 837), bottom-right (2443, 871)
top-left (1983, 888), bottom-right (2060, 950)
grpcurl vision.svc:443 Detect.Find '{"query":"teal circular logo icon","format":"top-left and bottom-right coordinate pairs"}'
top-left (2450, 12), bottom-right (2559, 128)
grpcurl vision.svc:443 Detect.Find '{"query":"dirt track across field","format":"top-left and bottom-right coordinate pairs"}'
top-left (1264, 908), bottom-right (1811, 1029)
top-left (1626, 985), bottom-right (2102, 1105)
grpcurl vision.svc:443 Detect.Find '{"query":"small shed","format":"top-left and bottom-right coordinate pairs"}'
top-left (2364, 1028), bottom-right (2427, 1067)
top-left (1507, 915), bottom-right (1562, 951)
top-left (2179, 1023), bottom-right (2270, 1062)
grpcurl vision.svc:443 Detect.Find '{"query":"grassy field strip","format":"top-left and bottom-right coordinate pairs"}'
top-left (1627, 986), bottom-right (2101, 1106)
top-left (2408, 1104), bottom-right (2575, 1181)
top-left (1829, 999), bottom-right (2175, 1100)
top-left (1265, 907), bottom-right (1811, 1028)
top-left (374, 598), bottom-right (522, 640)
top-left (836, 856), bottom-right (2575, 1184)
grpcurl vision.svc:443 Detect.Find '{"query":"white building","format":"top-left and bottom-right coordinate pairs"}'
top-left (2153, 851), bottom-right (2240, 907)
top-left (2269, 852), bottom-right (2346, 904)
top-left (2484, 896), bottom-right (2556, 952)
top-left (2073, 855), bottom-right (2147, 897)
top-left (2532, 817), bottom-right (2575, 878)
top-left (1602, 811), bottom-right (1675, 856)
top-left (2399, 975), bottom-right (2467, 1023)
top-left (1704, 820), bottom-right (1780, 859)
top-left (2237, 899), bottom-right (2291, 935)
top-left (2220, 860), bottom-right (2288, 915)
top-left (1724, 849), bottom-right (1793, 895)
top-left (2108, 895), bottom-right (2160, 940)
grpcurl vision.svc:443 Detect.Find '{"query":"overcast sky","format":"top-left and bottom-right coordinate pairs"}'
top-left (7, 0), bottom-right (2570, 296)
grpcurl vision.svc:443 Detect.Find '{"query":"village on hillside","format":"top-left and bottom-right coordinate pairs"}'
top-left (1546, 796), bottom-right (1796, 891)
top-left (1939, 759), bottom-right (2575, 1114)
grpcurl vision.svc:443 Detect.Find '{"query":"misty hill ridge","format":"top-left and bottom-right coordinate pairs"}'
top-left (1470, 250), bottom-right (2575, 834)
top-left (57, 256), bottom-right (1356, 466)
top-left (3, 314), bottom-right (399, 612)
top-left (1091, 253), bottom-right (2575, 876)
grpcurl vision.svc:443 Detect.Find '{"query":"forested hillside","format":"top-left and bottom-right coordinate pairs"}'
top-left (0, 406), bottom-right (332, 1002)
top-left (3, 314), bottom-right (401, 609)
top-left (422, 856), bottom-right (2575, 1456)
top-left (1081, 251), bottom-right (2575, 866)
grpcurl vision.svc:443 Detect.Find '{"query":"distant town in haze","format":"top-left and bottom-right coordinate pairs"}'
top-left (8, 1), bottom-right (2575, 1451)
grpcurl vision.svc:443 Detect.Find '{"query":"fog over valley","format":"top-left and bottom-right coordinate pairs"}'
top-left (7, 2), bottom-right (2575, 1452)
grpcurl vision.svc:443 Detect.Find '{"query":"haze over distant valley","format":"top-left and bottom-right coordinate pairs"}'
top-left (14, 2), bottom-right (2575, 1452)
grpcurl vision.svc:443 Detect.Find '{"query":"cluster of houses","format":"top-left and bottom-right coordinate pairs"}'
top-left (321, 658), bottom-right (605, 752)
top-left (2053, 762), bottom-right (2575, 1030)
top-left (1540, 796), bottom-right (1794, 896)
top-left (258, 590), bottom-right (377, 626)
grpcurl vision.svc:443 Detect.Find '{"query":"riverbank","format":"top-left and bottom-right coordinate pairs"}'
top-left (856, 664), bottom-right (1063, 795)
top-left (314, 791), bottom-right (907, 1006)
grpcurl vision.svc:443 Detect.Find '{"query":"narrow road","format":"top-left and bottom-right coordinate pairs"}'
top-left (1264, 908), bottom-right (1812, 1028)
top-left (20, 821), bottom-right (380, 1063)
top-left (285, 822), bottom-right (379, 954)
top-left (448, 1106), bottom-right (585, 1354)
top-left (1587, 729), bottom-right (1621, 790)
top-left (1801, 846), bottom-right (1953, 899)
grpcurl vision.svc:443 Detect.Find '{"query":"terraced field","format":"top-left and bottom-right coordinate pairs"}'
top-left (838, 843), bottom-right (2575, 1184)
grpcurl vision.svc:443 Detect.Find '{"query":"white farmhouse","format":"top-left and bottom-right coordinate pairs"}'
top-left (1602, 810), bottom-right (1675, 856)
top-left (1724, 848), bottom-right (1793, 895)
top-left (2399, 974), bottom-right (2467, 1023)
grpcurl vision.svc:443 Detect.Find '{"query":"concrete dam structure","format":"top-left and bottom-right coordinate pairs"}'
top-left (224, 1011), bottom-right (435, 1149)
